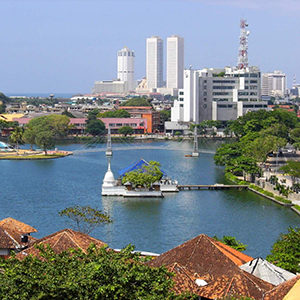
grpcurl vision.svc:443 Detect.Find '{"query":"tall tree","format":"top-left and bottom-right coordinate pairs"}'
top-left (86, 119), bottom-right (105, 136)
top-left (9, 126), bottom-right (24, 150)
top-left (266, 227), bottom-right (300, 273)
top-left (59, 205), bottom-right (112, 234)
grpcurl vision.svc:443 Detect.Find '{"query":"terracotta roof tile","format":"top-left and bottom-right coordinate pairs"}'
top-left (264, 275), bottom-right (300, 300)
top-left (0, 218), bottom-right (37, 233)
top-left (17, 228), bottom-right (107, 259)
top-left (0, 227), bottom-right (15, 249)
top-left (148, 234), bottom-right (274, 299)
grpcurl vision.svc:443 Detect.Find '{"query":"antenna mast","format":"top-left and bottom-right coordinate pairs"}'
top-left (237, 19), bottom-right (249, 70)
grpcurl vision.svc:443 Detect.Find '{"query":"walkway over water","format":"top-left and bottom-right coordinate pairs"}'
top-left (74, 146), bottom-right (216, 154)
top-left (178, 184), bottom-right (248, 190)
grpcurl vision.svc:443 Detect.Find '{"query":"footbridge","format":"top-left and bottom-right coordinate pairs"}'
top-left (73, 146), bottom-right (216, 155)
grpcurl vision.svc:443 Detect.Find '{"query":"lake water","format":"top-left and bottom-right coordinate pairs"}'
top-left (1, 139), bottom-right (299, 258)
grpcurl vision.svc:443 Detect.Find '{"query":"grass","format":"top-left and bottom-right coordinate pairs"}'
top-left (0, 153), bottom-right (69, 160)
top-left (294, 205), bottom-right (300, 212)
top-left (274, 196), bottom-right (292, 204)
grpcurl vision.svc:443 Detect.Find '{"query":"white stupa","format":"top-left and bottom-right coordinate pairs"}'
top-left (102, 161), bottom-right (124, 196)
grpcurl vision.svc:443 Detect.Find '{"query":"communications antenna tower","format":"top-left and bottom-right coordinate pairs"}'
top-left (106, 127), bottom-right (113, 156)
top-left (293, 74), bottom-right (296, 87)
top-left (237, 19), bottom-right (250, 70)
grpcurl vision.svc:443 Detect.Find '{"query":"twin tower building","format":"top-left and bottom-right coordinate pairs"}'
top-left (117, 36), bottom-right (184, 93)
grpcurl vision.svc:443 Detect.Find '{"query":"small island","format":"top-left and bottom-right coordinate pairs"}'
top-left (102, 158), bottom-right (178, 197)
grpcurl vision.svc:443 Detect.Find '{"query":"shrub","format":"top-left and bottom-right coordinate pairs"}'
top-left (262, 191), bottom-right (274, 197)
top-left (294, 205), bottom-right (300, 212)
top-left (275, 196), bottom-right (292, 204)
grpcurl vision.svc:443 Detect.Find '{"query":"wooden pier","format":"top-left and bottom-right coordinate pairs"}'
top-left (178, 184), bottom-right (248, 190)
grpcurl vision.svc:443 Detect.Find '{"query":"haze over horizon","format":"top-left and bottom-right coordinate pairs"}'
top-left (0, 0), bottom-right (299, 94)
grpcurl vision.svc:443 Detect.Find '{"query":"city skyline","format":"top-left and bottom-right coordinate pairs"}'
top-left (0, 0), bottom-right (299, 93)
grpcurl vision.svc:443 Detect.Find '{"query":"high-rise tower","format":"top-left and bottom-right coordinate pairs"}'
top-left (146, 36), bottom-right (163, 89)
top-left (117, 46), bottom-right (135, 91)
top-left (237, 19), bottom-right (250, 70)
top-left (167, 35), bottom-right (184, 89)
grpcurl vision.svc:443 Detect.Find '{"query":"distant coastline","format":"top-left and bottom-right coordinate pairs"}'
top-left (4, 93), bottom-right (78, 98)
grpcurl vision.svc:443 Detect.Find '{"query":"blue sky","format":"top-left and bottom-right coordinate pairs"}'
top-left (0, 0), bottom-right (299, 94)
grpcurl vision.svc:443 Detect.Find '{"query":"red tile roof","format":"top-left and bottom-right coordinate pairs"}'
top-left (148, 234), bottom-right (274, 299)
top-left (17, 228), bottom-right (107, 259)
top-left (0, 218), bottom-right (37, 250)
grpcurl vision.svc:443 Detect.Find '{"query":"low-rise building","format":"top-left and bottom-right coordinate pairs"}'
top-left (119, 106), bottom-right (160, 133)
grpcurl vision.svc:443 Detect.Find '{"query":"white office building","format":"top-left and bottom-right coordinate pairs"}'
top-left (167, 35), bottom-right (184, 89)
top-left (261, 71), bottom-right (286, 98)
top-left (146, 36), bottom-right (163, 89)
top-left (93, 80), bottom-right (128, 93)
top-left (171, 66), bottom-right (267, 123)
top-left (117, 47), bottom-right (135, 91)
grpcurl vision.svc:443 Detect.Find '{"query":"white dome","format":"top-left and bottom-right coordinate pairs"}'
top-left (103, 161), bottom-right (116, 187)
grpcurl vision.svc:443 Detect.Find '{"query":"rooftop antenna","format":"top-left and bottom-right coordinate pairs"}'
top-left (106, 127), bottom-right (113, 157)
top-left (237, 18), bottom-right (249, 70)
top-left (293, 74), bottom-right (296, 87)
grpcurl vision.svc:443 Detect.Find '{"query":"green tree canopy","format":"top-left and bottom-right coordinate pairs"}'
top-left (213, 235), bottom-right (248, 252)
top-left (0, 92), bottom-right (10, 103)
top-left (280, 161), bottom-right (300, 186)
top-left (23, 115), bottom-right (70, 154)
top-left (98, 109), bottom-right (130, 118)
top-left (86, 109), bottom-right (100, 124)
top-left (9, 126), bottom-right (24, 149)
top-left (0, 244), bottom-right (196, 300)
top-left (62, 109), bottom-right (75, 118)
top-left (266, 227), bottom-right (300, 273)
top-left (59, 205), bottom-right (112, 234)
top-left (122, 161), bottom-right (163, 188)
top-left (122, 98), bottom-right (152, 107)
top-left (86, 119), bottom-right (105, 136)
top-left (160, 110), bottom-right (171, 122)
top-left (118, 125), bottom-right (133, 136)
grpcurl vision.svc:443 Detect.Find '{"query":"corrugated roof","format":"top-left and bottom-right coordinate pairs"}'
top-left (240, 257), bottom-right (296, 286)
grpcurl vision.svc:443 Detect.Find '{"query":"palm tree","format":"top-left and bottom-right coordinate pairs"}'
top-left (9, 127), bottom-right (24, 151)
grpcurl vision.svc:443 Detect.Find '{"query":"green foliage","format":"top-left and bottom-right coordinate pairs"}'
top-left (86, 119), bottom-right (105, 136)
top-left (0, 103), bottom-right (6, 113)
top-left (122, 161), bottom-right (163, 188)
top-left (262, 190), bottom-right (274, 197)
top-left (274, 196), bottom-right (292, 204)
top-left (214, 143), bottom-right (242, 166)
top-left (0, 92), bottom-right (11, 103)
top-left (9, 126), bottom-right (24, 149)
top-left (118, 126), bottom-right (133, 136)
top-left (280, 161), bottom-right (300, 183)
top-left (0, 244), bottom-right (195, 300)
top-left (122, 98), bottom-right (151, 107)
top-left (175, 131), bottom-right (181, 136)
top-left (23, 115), bottom-right (70, 153)
top-left (86, 109), bottom-right (100, 124)
top-left (160, 110), bottom-right (171, 122)
top-left (213, 235), bottom-right (247, 252)
top-left (62, 109), bottom-right (75, 118)
top-left (225, 156), bottom-right (260, 176)
top-left (98, 109), bottom-right (131, 118)
top-left (59, 205), bottom-right (112, 234)
top-left (266, 227), bottom-right (300, 273)
top-left (294, 204), bottom-right (300, 212)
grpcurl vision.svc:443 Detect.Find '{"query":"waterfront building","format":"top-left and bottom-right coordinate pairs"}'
top-left (118, 106), bottom-right (160, 133)
top-left (146, 36), bottom-right (164, 89)
top-left (171, 66), bottom-right (267, 123)
top-left (167, 35), bottom-right (184, 89)
top-left (261, 70), bottom-right (286, 98)
top-left (93, 80), bottom-right (128, 94)
top-left (117, 46), bottom-right (135, 91)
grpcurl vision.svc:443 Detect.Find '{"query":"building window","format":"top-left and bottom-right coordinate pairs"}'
top-left (128, 52), bottom-right (130, 56)
top-left (204, 98), bottom-right (207, 101)
top-left (109, 123), bottom-right (115, 127)
top-left (203, 92), bottom-right (207, 96)
top-left (203, 86), bottom-right (207, 89)
top-left (130, 123), bottom-right (137, 127)
top-left (179, 91), bottom-right (184, 95)
top-left (203, 104), bottom-right (207, 108)
top-left (179, 97), bottom-right (184, 101)
top-left (116, 123), bottom-right (122, 127)
top-left (180, 104), bottom-right (184, 107)
top-left (204, 80), bottom-right (207, 83)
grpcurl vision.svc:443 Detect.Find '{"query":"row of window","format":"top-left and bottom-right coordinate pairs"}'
top-left (233, 73), bottom-right (260, 78)
top-left (108, 123), bottom-right (140, 127)
top-left (213, 92), bottom-right (231, 96)
top-left (118, 52), bottom-right (135, 57)
top-left (213, 80), bottom-right (236, 84)
top-left (244, 104), bottom-right (268, 108)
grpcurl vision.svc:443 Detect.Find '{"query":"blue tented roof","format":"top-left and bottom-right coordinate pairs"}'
top-left (118, 158), bottom-right (166, 177)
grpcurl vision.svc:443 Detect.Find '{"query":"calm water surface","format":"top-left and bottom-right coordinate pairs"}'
top-left (1, 139), bottom-right (299, 258)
